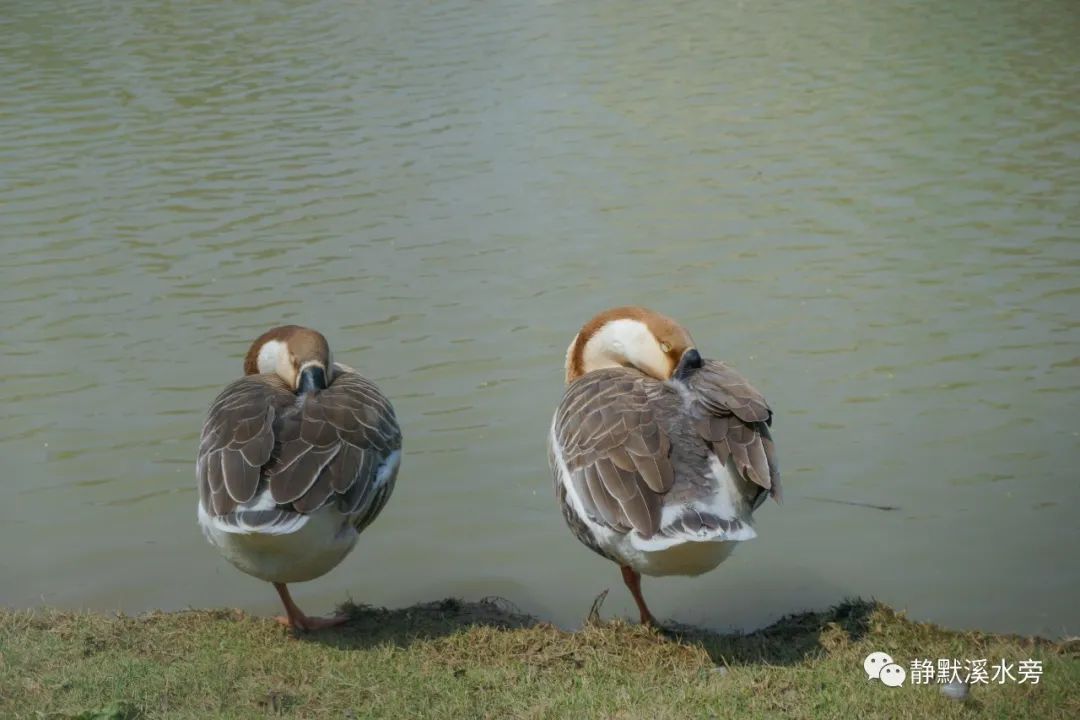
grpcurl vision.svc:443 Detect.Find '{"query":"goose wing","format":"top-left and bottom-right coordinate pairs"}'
top-left (550, 368), bottom-right (675, 537)
top-left (683, 359), bottom-right (780, 505)
top-left (197, 375), bottom-right (289, 523)
top-left (197, 372), bottom-right (402, 533)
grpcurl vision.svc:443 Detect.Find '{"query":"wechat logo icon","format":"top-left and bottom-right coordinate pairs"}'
top-left (865, 651), bottom-right (905, 687)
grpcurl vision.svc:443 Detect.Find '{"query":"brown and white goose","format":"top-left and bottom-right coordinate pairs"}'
top-left (548, 306), bottom-right (780, 625)
top-left (196, 325), bottom-right (402, 631)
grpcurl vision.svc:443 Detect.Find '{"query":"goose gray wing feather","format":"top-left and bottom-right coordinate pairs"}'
top-left (197, 372), bottom-right (402, 533)
top-left (683, 360), bottom-right (780, 506)
top-left (551, 368), bottom-right (675, 538)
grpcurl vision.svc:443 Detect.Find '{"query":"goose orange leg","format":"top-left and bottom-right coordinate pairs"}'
top-left (620, 565), bottom-right (657, 626)
top-left (273, 583), bottom-right (347, 632)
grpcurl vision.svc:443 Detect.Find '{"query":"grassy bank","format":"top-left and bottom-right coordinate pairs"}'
top-left (1, 598), bottom-right (1076, 719)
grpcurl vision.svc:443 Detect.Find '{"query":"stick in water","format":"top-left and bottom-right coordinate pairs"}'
top-left (804, 496), bottom-right (899, 512)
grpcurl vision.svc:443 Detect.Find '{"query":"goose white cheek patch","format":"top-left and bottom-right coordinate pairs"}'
top-left (257, 339), bottom-right (287, 374)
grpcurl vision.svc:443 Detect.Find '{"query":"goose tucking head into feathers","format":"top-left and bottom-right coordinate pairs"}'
top-left (197, 325), bottom-right (401, 632)
top-left (550, 306), bottom-right (780, 626)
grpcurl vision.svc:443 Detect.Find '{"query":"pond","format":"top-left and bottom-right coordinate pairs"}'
top-left (2, 0), bottom-right (1078, 637)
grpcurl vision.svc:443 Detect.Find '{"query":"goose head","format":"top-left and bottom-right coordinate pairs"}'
top-left (564, 306), bottom-right (701, 384)
top-left (243, 325), bottom-right (334, 393)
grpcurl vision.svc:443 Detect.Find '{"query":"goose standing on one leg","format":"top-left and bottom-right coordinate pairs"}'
top-left (197, 325), bottom-right (402, 631)
top-left (548, 307), bottom-right (780, 626)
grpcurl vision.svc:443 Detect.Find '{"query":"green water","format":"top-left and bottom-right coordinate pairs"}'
top-left (2, 0), bottom-right (1078, 636)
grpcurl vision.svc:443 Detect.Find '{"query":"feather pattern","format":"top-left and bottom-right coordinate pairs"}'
top-left (196, 369), bottom-right (402, 534)
top-left (550, 360), bottom-right (779, 547)
top-left (683, 360), bottom-right (780, 504)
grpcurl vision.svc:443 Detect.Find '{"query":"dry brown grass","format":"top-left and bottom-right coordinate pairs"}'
top-left (1, 598), bottom-right (1076, 719)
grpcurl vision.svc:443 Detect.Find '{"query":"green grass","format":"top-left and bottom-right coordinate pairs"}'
top-left (1, 598), bottom-right (1076, 719)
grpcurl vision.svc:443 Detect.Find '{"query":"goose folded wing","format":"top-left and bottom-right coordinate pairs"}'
top-left (197, 375), bottom-right (289, 519)
top-left (553, 370), bottom-right (675, 538)
top-left (684, 360), bottom-right (780, 503)
top-left (266, 372), bottom-right (402, 517)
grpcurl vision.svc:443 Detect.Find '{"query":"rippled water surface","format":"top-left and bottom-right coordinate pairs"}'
top-left (2, 0), bottom-right (1078, 637)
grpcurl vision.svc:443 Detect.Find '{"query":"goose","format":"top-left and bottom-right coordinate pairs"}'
top-left (196, 325), bottom-right (402, 631)
top-left (548, 306), bottom-right (780, 626)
